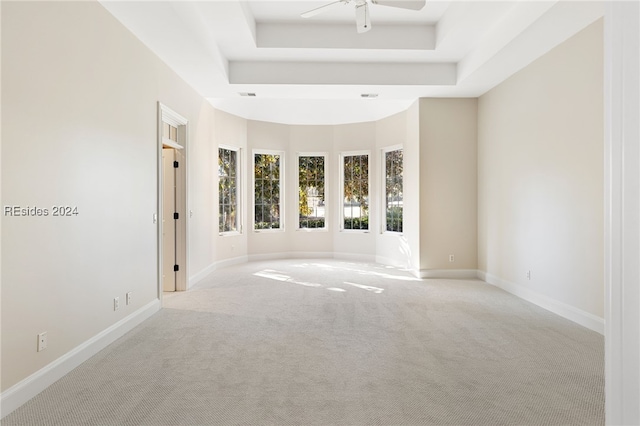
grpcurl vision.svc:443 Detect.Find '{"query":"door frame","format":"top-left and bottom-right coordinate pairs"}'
top-left (157, 102), bottom-right (189, 297)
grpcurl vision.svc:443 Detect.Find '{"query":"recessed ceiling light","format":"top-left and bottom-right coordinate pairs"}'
top-left (361, 93), bottom-right (378, 98)
top-left (239, 92), bottom-right (256, 97)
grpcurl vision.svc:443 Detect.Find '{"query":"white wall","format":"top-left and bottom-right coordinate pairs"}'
top-left (1, 1), bottom-right (221, 393)
top-left (477, 20), bottom-right (604, 322)
top-left (419, 98), bottom-right (477, 274)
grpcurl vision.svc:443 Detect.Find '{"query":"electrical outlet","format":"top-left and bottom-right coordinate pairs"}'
top-left (449, 254), bottom-right (455, 263)
top-left (526, 270), bottom-right (531, 280)
top-left (37, 332), bottom-right (47, 352)
top-left (114, 297), bottom-right (120, 311)
top-left (126, 292), bottom-right (132, 306)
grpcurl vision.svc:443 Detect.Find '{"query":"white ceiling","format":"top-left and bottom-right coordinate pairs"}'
top-left (100, 0), bottom-right (604, 125)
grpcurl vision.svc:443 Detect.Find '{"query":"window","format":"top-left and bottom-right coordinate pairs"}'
top-left (341, 152), bottom-right (369, 230)
top-left (383, 147), bottom-right (403, 233)
top-left (297, 154), bottom-right (327, 229)
top-left (254, 151), bottom-right (283, 230)
top-left (218, 147), bottom-right (240, 234)
top-left (162, 122), bottom-right (178, 142)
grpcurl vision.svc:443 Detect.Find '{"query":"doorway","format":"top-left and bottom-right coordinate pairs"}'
top-left (162, 147), bottom-right (177, 291)
top-left (158, 103), bottom-right (188, 294)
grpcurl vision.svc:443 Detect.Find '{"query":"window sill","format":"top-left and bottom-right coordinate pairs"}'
top-left (296, 227), bottom-right (328, 233)
top-left (381, 231), bottom-right (404, 236)
top-left (254, 228), bottom-right (285, 233)
top-left (219, 231), bottom-right (242, 237)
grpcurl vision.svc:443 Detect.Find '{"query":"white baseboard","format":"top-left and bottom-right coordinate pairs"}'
top-left (415, 269), bottom-right (480, 279)
top-left (289, 251), bottom-right (333, 259)
top-left (188, 255), bottom-right (249, 288)
top-left (191, 253), bottom-right (377, 286)
top-left (333, 252), bottom-right (377, 264)
top-left (375, 255), bottom-right (411, 270)
top-left (248, 251), bottom-right (333, 262)
top-left (478, 270), bottom-right (604, 335)
top-left (215, 255), bottom-right (249, 269)
top-left (247, 252), bottom-right (285, 262)
top-left (188, 263), bottom-right (217, 288)
top-left (0, 299), bottom-right (161, 419)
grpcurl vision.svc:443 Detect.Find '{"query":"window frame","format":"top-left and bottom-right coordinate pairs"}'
top-left (218, 144), bottom-right (242, 236)
top-left (381, 144), bottom-right (404, 235)
top-left (296, 152), bottom-right (329, 231)
top-left (252, 149), bottom-right (285, 232)
top-left (339, 150), bottom-right (371, 233)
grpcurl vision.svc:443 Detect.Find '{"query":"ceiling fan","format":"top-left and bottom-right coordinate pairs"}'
top-left (301, 0), bottom-right (426, 34)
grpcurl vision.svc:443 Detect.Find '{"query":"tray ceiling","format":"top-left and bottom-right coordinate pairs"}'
top-left (100, 0), bottom-right (604, 124)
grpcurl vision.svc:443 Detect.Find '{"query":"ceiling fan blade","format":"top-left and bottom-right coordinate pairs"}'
top-left (355, 2), bottom-right (371, 33)
top-left (301, 0), bottom-right (346, 18)
top-left (371, 0), bottom-right (426, 11)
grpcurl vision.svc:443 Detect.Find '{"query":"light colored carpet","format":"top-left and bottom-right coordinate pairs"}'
top-left (3, 259), bottom-right (604, 425)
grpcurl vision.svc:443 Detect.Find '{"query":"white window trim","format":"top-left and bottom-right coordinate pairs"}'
top-left (252, 149), bottom-right (285, 232)
top-left (381, 144), bottom-right (403, 235)
top-left (218, 144), bottom-right (242, 236)
top-left (296, 152), bottom-right (329, 232)
top-left (339, 150), bottom-right (371, 233)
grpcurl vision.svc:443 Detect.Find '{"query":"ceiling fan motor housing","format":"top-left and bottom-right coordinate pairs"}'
top-left (301, 0), bottom-right (425, 33)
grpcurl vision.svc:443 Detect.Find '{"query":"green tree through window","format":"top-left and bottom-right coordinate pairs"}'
top-left (218, 147), bottom-right (238, 233)
top-left (254, 152), bottom-right (282, 230)
top-left (298, 155), bottom-right (325, 229)
top-left (385, 148), bottom-right (403, 232)
top-left (343, 154), bottom-right (369, 230)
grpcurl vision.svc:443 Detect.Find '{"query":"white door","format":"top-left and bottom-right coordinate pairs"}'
top-left (162, 148), bottom-right (176, 292)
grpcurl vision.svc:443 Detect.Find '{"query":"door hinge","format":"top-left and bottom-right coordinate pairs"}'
top-left (173, 212), bottom-right (179, 220)
top-left (174, 264), bottom-right (179, 272)
top-left (173, 161), bottom-right (179, 168)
